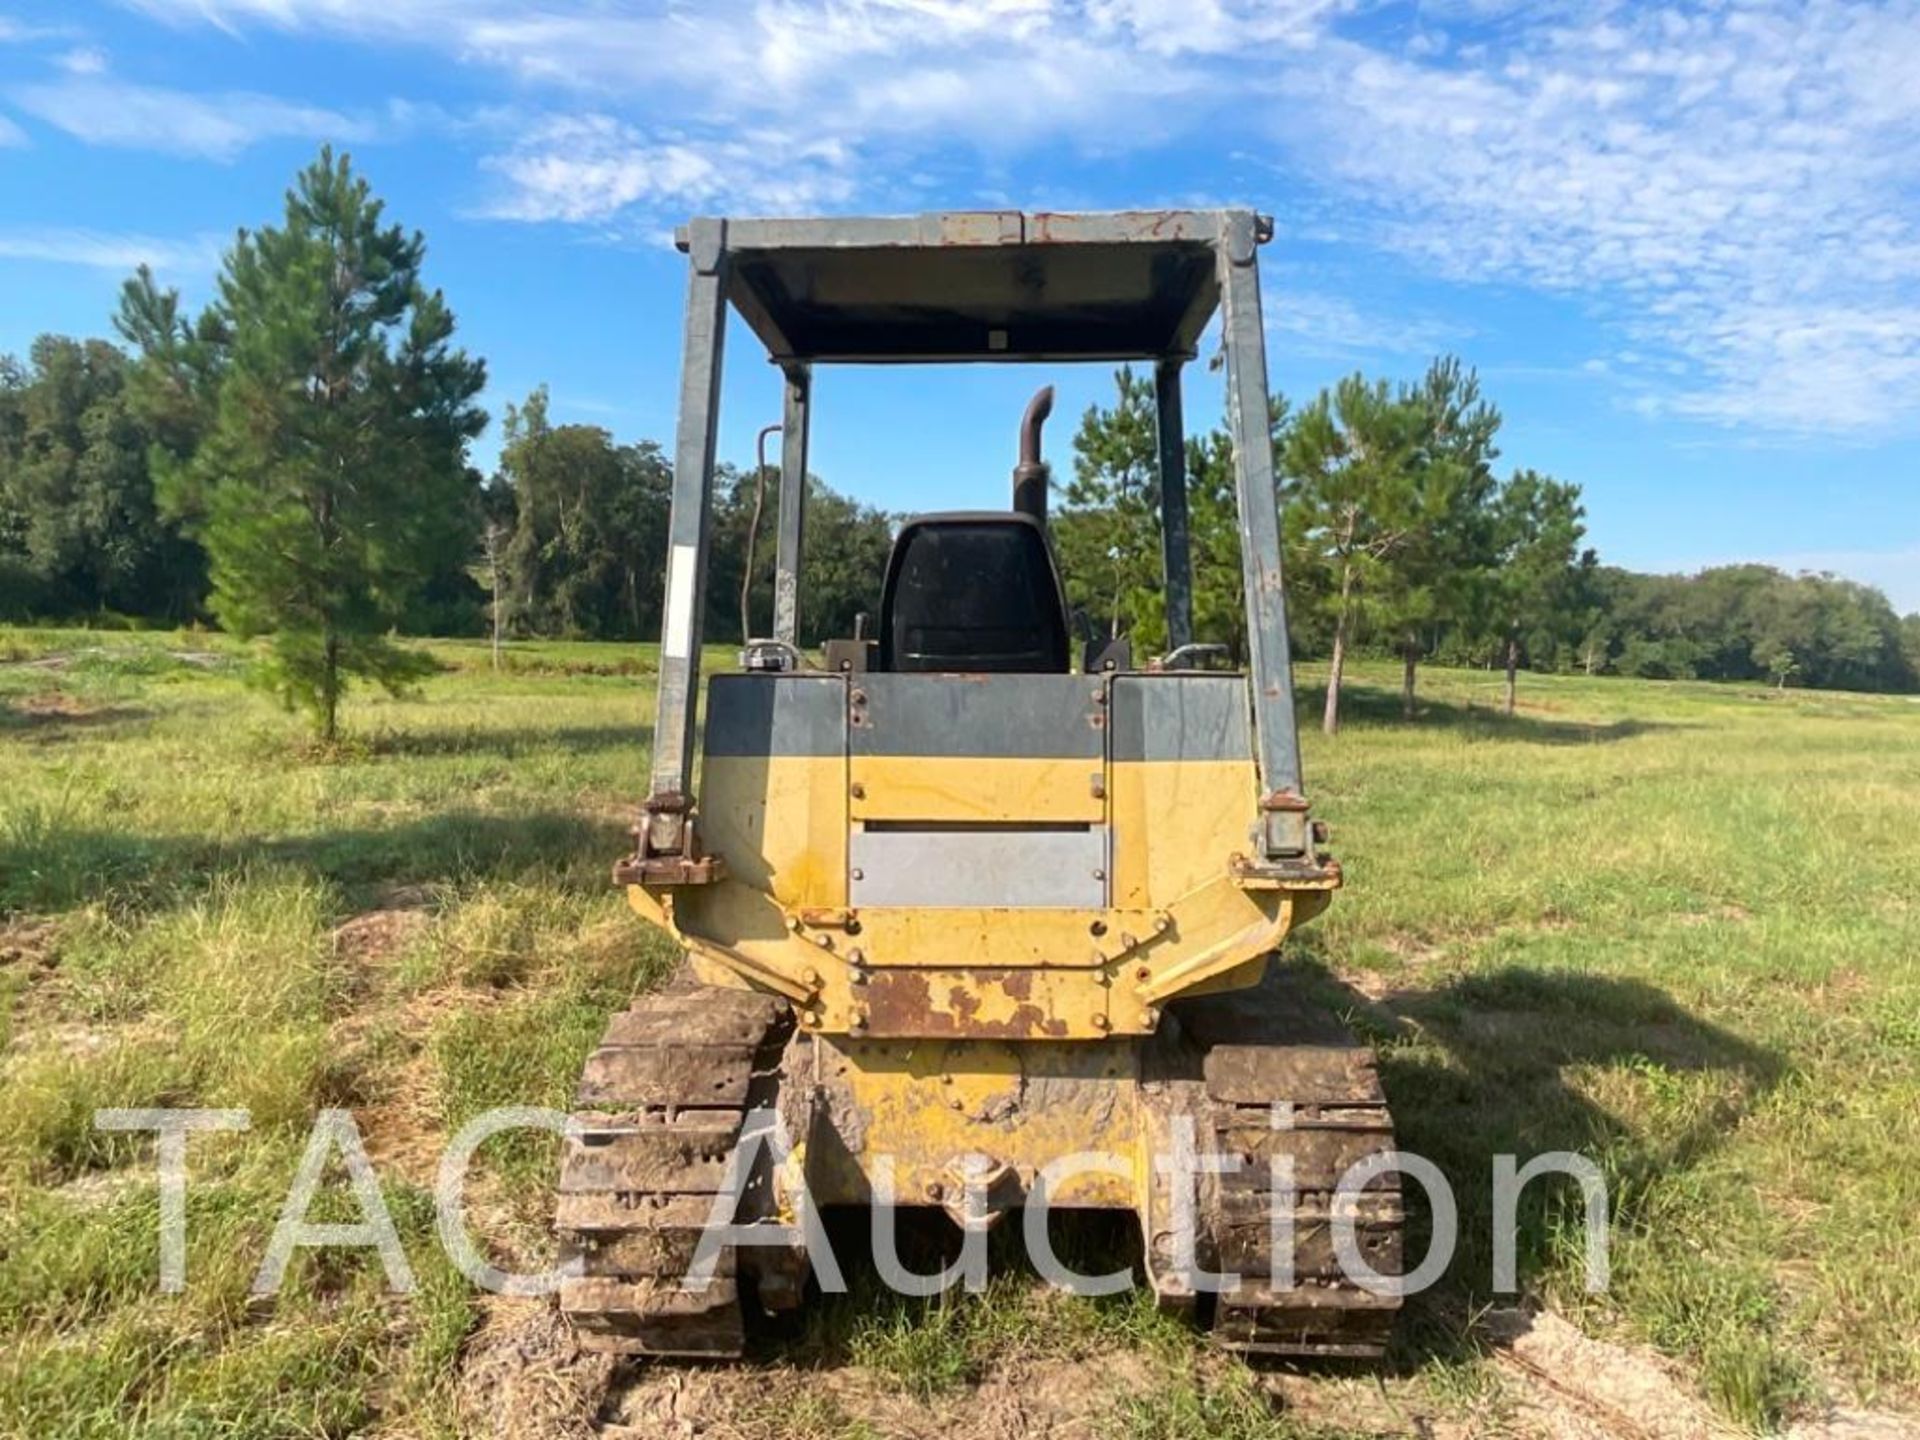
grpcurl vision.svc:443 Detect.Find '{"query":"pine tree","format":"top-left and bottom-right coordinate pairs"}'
top-left (124, 147), bottom-right (486, 740)
top-left (1279, 374), bottom-right (1424, 734)
top-left (1487, 469), bottom-right (1587, 714)
top-left (1388, 357), bottom-right (1501, 718)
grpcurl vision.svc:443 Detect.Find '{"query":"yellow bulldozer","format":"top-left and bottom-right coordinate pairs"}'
top-left (555, 209), bottom-right (1403, 1359)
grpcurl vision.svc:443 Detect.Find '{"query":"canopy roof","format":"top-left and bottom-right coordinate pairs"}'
top-left (676, 210), bottom-right (1270, 364)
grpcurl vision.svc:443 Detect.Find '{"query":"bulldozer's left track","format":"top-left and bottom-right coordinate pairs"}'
top-left (555, 977), bottom-right (795, 1358)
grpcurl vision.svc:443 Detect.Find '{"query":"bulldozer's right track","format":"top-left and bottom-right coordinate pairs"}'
top-left (1164, 987), bottom-right (1405, 1359)
top-left (555, 978), bottom-right (793, 1359)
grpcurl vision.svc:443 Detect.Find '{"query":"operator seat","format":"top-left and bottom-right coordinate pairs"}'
top-left (877, 512), bottom-right (1071, 673)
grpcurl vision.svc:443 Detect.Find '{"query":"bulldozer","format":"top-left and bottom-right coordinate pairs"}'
top-left (555, 209), bottom-right (1403, 1359)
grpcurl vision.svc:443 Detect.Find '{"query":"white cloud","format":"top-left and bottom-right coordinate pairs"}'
top-left (475, 115), bottom-right (862, 224)
top-left (1266, 287), bottom-right (1464, 357)
top-left (0, 113), bottom-right (25, 147)
top-left (0, 17), bottom-right (77, 43)
top-left (0, 226), bottom-right (224, 274)
top-left (56, 46), bottom-right (110, 75)
top-left (1266, 3), bottom-right (1920, 432)
top-left (109, 0), bottom-right (1920, 437)
top-left (11, 76), bottom-right (372, 159)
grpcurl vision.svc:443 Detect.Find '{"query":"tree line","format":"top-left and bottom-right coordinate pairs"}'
top-left (1060, 365), bottom-right (1920, 728)
top-left (1, 148), bottom-right (1914, 740)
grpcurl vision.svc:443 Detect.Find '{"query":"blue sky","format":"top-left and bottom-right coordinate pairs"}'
top-left (2, 0), bottom-right (1916, 611)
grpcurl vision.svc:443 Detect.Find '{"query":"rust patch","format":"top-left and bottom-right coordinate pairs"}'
top-left (866, 969), bottom-right (1072, 1040)
top-left (947, 984), bottom-right (983, 1025)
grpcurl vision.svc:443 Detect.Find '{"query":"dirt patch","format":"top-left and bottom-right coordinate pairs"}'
top-left (333, 905), bottom-right (434, 965)
top-left (1, 918), bottom-right (60, 971)
top-left (3, 690), bottom-right (144, 731)
top-left (1486, 1307), bottom-right (1735, 1440)
top-left (1786, 1408), bottom-right (1920, 1439)
top-left (456, 1300), bottom-right (613, 1440)
top-left (329, 982), bottom-right (501, 1185)
top-left (601, 1348), bottom-right (1165, 1440)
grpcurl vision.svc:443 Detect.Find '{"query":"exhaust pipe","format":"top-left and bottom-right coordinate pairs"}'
top-left (1013, 384), bottom-right (1055, 527)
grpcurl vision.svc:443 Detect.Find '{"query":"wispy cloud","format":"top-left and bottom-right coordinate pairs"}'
top-left (0, 17), bottom-right (80, 44)
top-left (0, 113), bottom-right (25, 148)
top-left (475, 115), bottom-right (860, 224)
top-left (11, 76), bottom-right (372, 160)
top-left (55, 46), bottom-right (110, 75)
top-left (1266, 287), bottom-right (1465, 358)
top-left (108, 0), bottom-right (1920, 438)
top-left (1268, 4), bottom-right (1920, 432)
top-left (0, 226), bottom-right (224, 274)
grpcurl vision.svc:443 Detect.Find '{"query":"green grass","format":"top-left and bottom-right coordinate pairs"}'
top-left (2, 626), bottom-right (1917, 1436)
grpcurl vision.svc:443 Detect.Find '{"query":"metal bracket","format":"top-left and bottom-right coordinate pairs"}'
top-left (617, 797), bottom-right (727, 887)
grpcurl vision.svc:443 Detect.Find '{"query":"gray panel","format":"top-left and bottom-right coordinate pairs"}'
top-left (704, 674), bottom-right (846, 757)
top-left (1109, 675), bottom-right (1251, 763)
top-left (852, 673), bottom-right (1103, 758)
top-left (851, 827), bottom-right (1108, 909)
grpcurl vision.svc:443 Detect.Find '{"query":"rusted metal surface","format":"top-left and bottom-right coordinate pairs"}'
top-left (617, 805), bottom-right (728, 887)
top-left (862, 968), bottom-right (1076, 1039)
top-left (613, 852), bottom-right (725, 887)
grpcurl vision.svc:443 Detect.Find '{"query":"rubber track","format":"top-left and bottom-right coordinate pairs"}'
top-left (555, 980), bottom-right (792, 1358)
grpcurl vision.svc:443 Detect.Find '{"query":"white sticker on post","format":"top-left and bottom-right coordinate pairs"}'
top-left (662, 543), bottom-right (696, 660)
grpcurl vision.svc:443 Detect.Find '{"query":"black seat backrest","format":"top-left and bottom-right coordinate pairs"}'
top-left (878, 513), bottom-right (1071, 673)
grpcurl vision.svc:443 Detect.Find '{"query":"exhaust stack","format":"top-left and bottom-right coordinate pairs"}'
top-left (1013, 384), bottom-right (1055, 527)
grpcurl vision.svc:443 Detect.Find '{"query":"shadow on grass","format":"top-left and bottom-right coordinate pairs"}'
top-left (0, 696), bottom-right (151, 736)
top-left (1270, 956), bottom-right (1791, 1401)
top-left (0, 808), bottom-right (634, 916)
top-left (362, 724), bottom-right (652, 759)
top-left (1297, 681), bottom-right (1682, 745)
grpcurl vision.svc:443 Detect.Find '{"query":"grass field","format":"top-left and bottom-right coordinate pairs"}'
top-left (2, 627), bottom-right (1916, 1439)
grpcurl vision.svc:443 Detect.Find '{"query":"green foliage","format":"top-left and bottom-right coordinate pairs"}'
top-left (1584, 564), bottom-right (1916, 692)
top-left (1484, 468), bottom-right (1589, 711)
top-left (499, 386), bottom-right (671, 640)
top-left (492, 389), bottom-right (893, 648)
top-left (794, 477), bottom-right (896, 645)
top-left (0, 336), bottom-right (205, 621)
top-left (1277, 369), bottom-right (1430, 729)
top-left (1056, 366), bottom-right (1253, 660)
top-left (117, 146), bottom-right (487, 739)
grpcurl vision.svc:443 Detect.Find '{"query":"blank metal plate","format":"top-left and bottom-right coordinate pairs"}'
top-left (849, 826), bottom-right (1108, 909)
